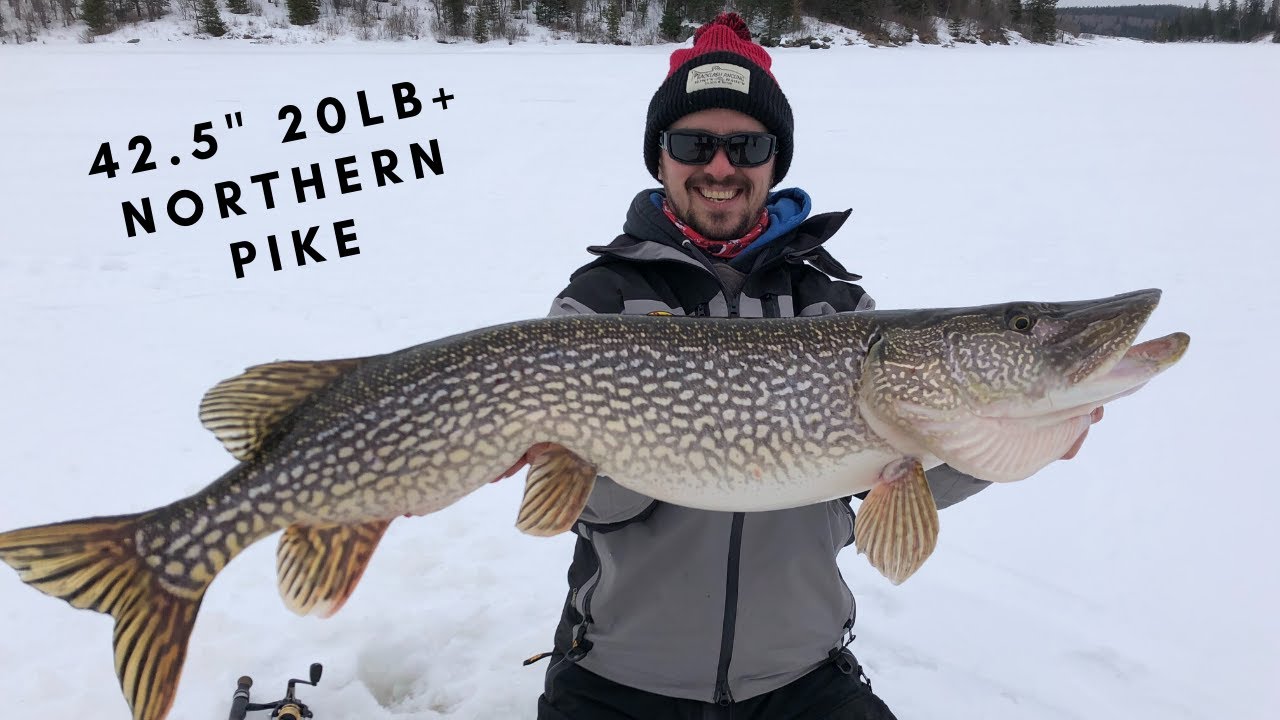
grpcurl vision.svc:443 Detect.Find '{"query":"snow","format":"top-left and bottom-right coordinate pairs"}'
top-left (0, 38), bottom-right (1277, 720)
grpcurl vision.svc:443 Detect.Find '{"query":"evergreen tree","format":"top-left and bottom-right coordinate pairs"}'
top-left (741, 0), bottom-right (795, 43)
top-left (1242, 0), bottom-right (1264, 37)
top-left (768, 0), bottom-right (798, 41)
top-left (81, 0), bottom-right (112, 33)
top-left (197, 0), bottom-right (228, 34)
top-left (895, 0), bottom-right (927, 18)
top-left (684, 0), bottom-right (719, 22)
top-left (474, 0), bottom-right (491, 41)
top-left (1198, 2), bottom-right (1213, 37)
top-left (443, 0), bottom-right (468, 35)
top-left (142, 0), bottom-right (169, 21)
top-left (659, 0), bottom-right (684, 40)
top-left (1009, 0), bottom-right (1023, 24)
top-left (227, 0), bottom-right (250, 15)
top-left (287, 0), bottom-right (319, 25)
top-left (535, 0), bottom-right (572, 29)
top-left (605, 0), bottom-right (622, 42)
top-left (488, 0), bottom-right (507, 38)
top-left (802, 0), bottom-right (880, 29)
top-left (1027, 0), bottom-right (1056, 41)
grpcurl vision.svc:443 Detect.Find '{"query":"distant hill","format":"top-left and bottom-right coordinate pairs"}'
top-left (1056, 4), bottom-right (1188, 39)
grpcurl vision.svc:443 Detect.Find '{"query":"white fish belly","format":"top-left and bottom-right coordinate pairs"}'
top-left (602, 447), bottom-right (909, 513)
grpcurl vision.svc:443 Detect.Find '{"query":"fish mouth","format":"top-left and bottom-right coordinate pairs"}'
top-left (1082, 329), bottom-right (1189, 400)
top-left (1060, 289), bottom-right (1185, 401)
top-left (1027, 331), bottom-right (1190, 425)
top-left (982, 289), bottom-right (1188, 421)
top-left (1104, 331), bottom-right (1190, 383)
top-left (1060, 288), bottom-right (1163, 383)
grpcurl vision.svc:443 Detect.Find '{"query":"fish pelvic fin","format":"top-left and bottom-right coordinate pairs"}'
top-left (0, 514), bottom-right (204, 720)
top-left (516, 444), bottom-right (597, 537)
top-left (200, 358), bottom-right (367, 462)
top-left (854, 458), bottom-right (940, 585)
top-left (277, 519), bottom-right (392, 618)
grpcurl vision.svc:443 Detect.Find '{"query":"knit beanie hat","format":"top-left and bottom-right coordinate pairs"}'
top-left (644, 13), bottom-right (795, 186)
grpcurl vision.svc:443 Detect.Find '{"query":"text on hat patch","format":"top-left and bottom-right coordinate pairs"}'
top-left (686, 64), bottom-right (751, 95)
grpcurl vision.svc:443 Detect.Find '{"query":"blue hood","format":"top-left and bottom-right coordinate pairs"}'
top-left (730, 187), bottom-right (812, 270)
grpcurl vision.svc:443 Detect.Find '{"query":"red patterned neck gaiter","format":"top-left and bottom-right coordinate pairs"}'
top-left (662, 199), bottom-right (769, 260)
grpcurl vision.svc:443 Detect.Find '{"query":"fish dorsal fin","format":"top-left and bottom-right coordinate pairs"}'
top-left (516, 444), bottom-right (597, 536)
top-left (200, 358), bottom-right (365, 462)
top-left (277, 519), bottom-right (392, 618)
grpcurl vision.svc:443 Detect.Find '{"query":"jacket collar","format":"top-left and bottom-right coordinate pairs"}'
top-left (580, 189), bottom-right (861, 282)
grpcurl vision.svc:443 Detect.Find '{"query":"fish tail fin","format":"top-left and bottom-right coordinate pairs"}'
top-left (0, 514), bottom-right (204, 720)
top-left (854, 458), bottom-right (940, 585)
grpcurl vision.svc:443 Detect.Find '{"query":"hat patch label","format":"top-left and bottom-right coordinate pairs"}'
top-left (686, 64), bottom-right (750, 95)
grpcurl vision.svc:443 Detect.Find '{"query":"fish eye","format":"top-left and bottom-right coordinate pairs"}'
top-left (1009, 314), bottom-right (1034, 332)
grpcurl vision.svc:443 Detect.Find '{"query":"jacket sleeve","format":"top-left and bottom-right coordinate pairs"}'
top-left (547, 265), bottom-right (626, 317)
top-left (924, 464), bottom-right (991, 509)
top-left (548, 268), bottom-right (658, 531)
top-left (792, 271), bottom-right (876, 316)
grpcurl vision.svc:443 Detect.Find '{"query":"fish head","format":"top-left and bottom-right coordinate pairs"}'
top-left (858, 289), bottom-right (1189, 482)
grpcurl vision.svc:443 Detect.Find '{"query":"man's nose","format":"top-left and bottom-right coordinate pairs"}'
top-left (703, 146), bottom-right (737, 178)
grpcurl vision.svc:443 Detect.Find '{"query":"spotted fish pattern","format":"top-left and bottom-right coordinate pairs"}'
top-left (0, 291), bottom-right (1189, 720)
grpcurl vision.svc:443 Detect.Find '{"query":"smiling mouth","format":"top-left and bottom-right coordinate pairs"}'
top-left (697, 187), bottom-right (742, 203)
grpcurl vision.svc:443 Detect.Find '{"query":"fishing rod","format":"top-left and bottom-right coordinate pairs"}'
top-left (228, 663), bottom-right (323, 720)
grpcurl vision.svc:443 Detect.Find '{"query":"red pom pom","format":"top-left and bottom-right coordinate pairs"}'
top-left (694, 12), bottom-right (752, 44)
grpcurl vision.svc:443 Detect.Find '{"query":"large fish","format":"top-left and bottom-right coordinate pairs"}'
top-left (0, 289), bottom-right (1187, 720)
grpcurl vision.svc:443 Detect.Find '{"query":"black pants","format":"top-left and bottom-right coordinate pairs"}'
top-left (537, 650), bottom-right (899, 720)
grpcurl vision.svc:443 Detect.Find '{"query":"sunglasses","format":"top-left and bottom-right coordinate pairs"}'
top-left (660, 130), bottom-right (777, 168)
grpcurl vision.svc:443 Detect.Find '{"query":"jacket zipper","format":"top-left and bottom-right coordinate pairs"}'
top-left (712, 512), bottom-right (746, 705)
top-left (677, 236), bottom-right (755, 705)
top-left (681, 239), bottom-right (738, 318)
top-left (567, 534), bottom-right (602, 662)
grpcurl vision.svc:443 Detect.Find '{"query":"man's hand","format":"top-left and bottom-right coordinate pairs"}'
top-left (1061, 406), bottom-right (1104, 460)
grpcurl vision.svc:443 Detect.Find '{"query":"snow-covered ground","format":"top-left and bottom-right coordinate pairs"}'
top-left (0, 39), bottom-right (1276, 720)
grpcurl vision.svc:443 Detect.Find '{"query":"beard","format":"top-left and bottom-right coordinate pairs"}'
top-left (667, 175), bottom-right (764, 241)
top-left (687, 206), bottom-right (758, 240)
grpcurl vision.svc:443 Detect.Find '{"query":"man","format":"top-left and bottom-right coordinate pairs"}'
top-left (530, 13), bottom-right (1098, 719)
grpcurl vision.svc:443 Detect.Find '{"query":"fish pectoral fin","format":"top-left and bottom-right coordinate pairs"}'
top-left (200, 357), bottom-right (368, 462)
top-left (854, 458), bottom-right (940, 586)
top-left (0, 513), bottom-right (203, 720)
top-left (928, 414), bottom-right (1093, 483)
top-left (277, 519), bottom-right (392, 618)
top-left (515, 444), bottom-right (596, 537)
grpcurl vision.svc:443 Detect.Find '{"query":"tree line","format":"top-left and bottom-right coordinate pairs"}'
top-left (542, 0), bottom-right (1062, 45)
top-left (1156, 0), bottom-right (1279, 42)
top-left (1056, 1), bottom-right (1279, 42)
top-left (3, 0), bottom-right (1060, 45)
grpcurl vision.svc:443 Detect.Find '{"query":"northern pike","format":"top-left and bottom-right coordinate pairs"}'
top-left (0, 288), bottom-right (1187, 720)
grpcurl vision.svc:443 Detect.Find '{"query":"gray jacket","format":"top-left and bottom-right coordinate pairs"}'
top-left (541, 190), bottom-right (989, 703)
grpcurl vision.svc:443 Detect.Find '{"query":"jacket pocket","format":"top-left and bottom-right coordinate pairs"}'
top-left (832, 498), bottom-right (856, 549)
